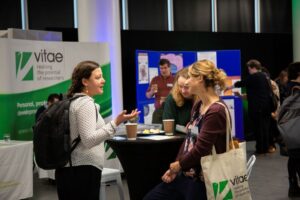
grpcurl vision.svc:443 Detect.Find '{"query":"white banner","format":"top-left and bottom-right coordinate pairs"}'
top-left (0, 38), bottom-right (121, 170)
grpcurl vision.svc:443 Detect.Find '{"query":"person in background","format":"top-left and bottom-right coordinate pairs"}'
top-left (226, 59), bottom-right (272, 155)
top-left (285, 62), bottom-right (300, 197)
top-left (144, 60), bottom-right (228, 200)
top-left (162, 67), bottom-right (199, 131)
top-left (35, 93), bottom-right (61, 121)
top-left (261, 66), bottom-right (280, 153)
top-left (55, 61), bottom-right (139, 200)
top-left (146, 58), bottom-right (175, 123)
top-left (274, 69), bottom-right (289, 156)
top-left (275, 69), bottom-right (289, 104)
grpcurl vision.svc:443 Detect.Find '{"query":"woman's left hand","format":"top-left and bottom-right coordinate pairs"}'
top-left (169, 161), bottom-right (181, 174)
top-left (161, 169), bottom-right (177, 183)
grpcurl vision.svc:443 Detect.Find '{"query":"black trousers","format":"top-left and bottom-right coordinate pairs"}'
top-left (269, 117), bottom-right (279, 147)
top-left (288, 156), bottom-right (300, 184)
top-left (143, 173), bottom-right (207, 200)
top-left (55, 165), bottom-right (102, 200)
top-left (249, 109), bottom-right (271, 154)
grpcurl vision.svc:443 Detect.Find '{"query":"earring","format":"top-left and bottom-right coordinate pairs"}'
top-left (85, 87), bottom-right (89, 94)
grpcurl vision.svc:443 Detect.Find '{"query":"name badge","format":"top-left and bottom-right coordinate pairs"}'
top-left (167, 83), bottom-right (173, 87)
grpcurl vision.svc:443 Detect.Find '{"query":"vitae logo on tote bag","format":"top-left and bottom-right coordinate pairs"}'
top-left (15, 51), bottom-right (34, 81)
top-left (212, 180), bottom-right (233, 200)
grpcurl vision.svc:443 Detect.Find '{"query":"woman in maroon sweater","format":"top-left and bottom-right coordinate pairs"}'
top-left (144, 60), bottom-right (228, 200)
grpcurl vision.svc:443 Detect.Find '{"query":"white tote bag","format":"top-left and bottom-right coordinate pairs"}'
top-left (201, 103), bottom-right (252, 200)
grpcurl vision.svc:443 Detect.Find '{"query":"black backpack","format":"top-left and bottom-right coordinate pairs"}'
top-left (277, 86), bottom-right (300, 157)
top-left (33, 95), bottom-right (83, 170)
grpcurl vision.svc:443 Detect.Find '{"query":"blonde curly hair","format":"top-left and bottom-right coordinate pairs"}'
top-left (171, 68), bottom-right (199, 107)
top-left (188, 59), bottom-right (227, 90)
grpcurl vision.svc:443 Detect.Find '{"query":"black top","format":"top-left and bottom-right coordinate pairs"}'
top-left (162, 94), bottom-right (193, 128)
top-left (276, 79), bottom-right (289, 104)
top-left (234, 72), bottom-right (271, 112)
top-left (35, 105), bottom-right (46, 122)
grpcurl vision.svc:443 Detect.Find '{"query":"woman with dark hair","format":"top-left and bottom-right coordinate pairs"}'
top-left (144, 60), bottom-right (228, 200)
top-left (55, 60), bottom-right (139, 200)
top-left (260, 66), bottom-right (279, 153)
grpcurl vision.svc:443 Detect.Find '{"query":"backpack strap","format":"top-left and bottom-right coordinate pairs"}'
top-left (292, 86), bottom-right (300, 96)
top-left (70, 137), bottom-right (81, 152)
top-left (67, 95), bottom-right (84, 167)
top-left (68, 137), bottom-right (80, 168)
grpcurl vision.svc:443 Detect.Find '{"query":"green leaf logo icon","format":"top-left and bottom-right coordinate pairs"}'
top-left (15, 51), bottom-right (34, 81)
top-left (212, 180), bottom-right (233, 200)
top-left (104, 142), bottom-right (117, 160)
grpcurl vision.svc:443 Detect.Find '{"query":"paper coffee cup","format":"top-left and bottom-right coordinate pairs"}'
top-left (126, 123), bottom-right (138, 140)
top-left (163, 119), bottom-right (174, 135)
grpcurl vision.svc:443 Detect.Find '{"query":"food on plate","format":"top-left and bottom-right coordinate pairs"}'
top-left (142, 129), bottom-right (161, 134)
top-left (143, 129), bottom-right (150, 134)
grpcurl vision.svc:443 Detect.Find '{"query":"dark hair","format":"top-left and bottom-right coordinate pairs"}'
top-left (277, 69), bottom-right (288, 84)
top-left (159, 59), bottom-right (170, 67)
top-left (67, 61), bottom-right (100, 97)
top-left (261, 66), bottom-right (270, 78)
top-left (246, 59), bottom-right (262, 70)
top-left (288, 62), bottom-right (300, 81)
top-left (47, 93), bottom-right (60, 103)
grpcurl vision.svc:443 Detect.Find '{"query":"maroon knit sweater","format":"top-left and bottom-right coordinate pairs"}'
top-left (178, 101), bottom-right (227, 171)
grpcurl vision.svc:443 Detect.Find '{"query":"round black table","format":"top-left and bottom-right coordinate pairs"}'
top-left (107, 134), bottom-right (185, 200)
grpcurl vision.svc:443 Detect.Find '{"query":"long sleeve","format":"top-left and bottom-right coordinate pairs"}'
top-left (76, 101), bottom-right (116, 149)
top-left (179, 104), bottom-right (226, 171)
top-left (234, 80), bottom-right (246, 88)
top-left (163, 95), bottom-right (177, 119)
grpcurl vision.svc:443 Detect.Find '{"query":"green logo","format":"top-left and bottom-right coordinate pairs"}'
top-left (212, 180), bottom-right (233, 200)
top-left (15, 51), bottom-right (34, 81)
top-left (104, 142), bottom-right (116, 160)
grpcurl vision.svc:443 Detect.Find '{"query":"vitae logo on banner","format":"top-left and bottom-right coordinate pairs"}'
top-left (212, 180), bottom-right (233, 200)
top-left (15, 49), bottom-right (64, 82)
top-left (15, 51), bottom-right (34, 81)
